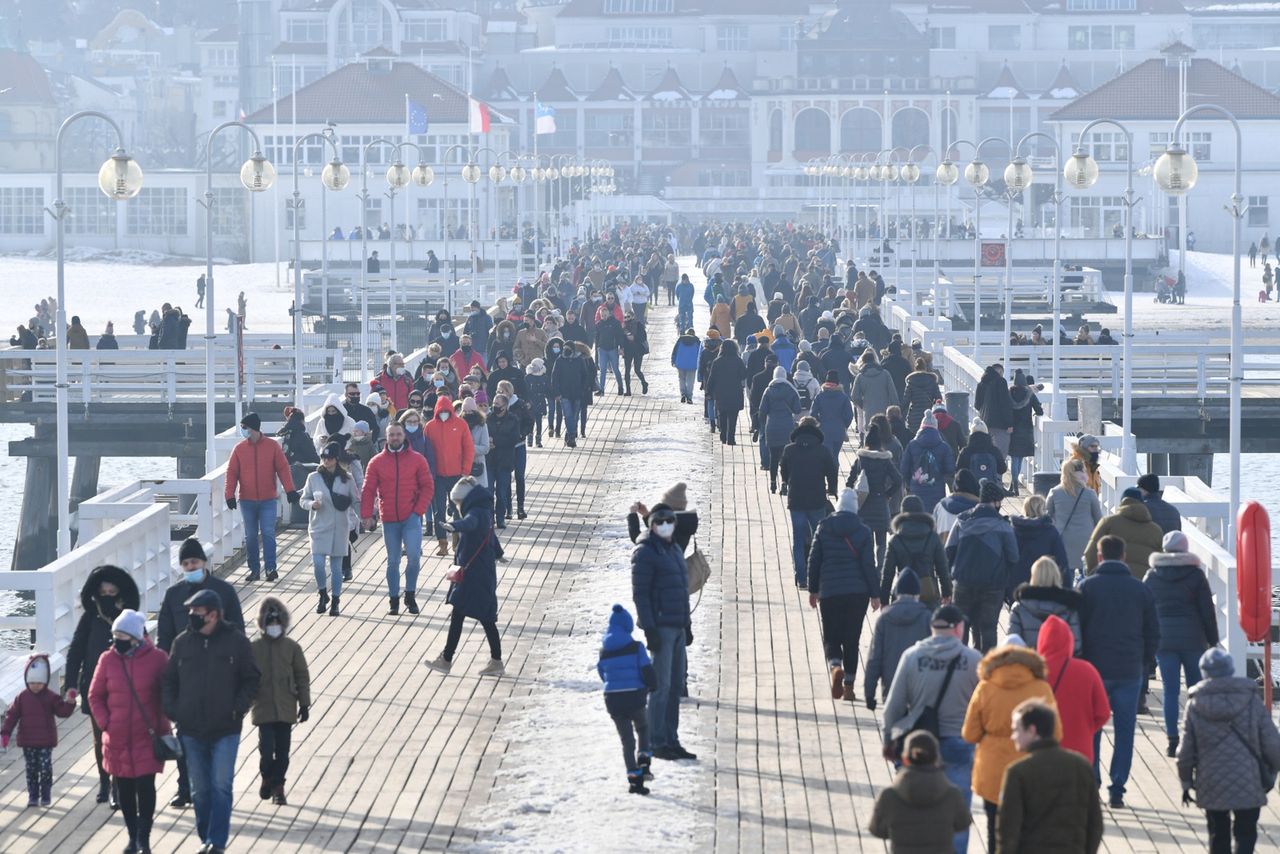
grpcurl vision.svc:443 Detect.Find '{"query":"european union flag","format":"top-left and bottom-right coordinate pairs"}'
top-left (408, 98), bottom-right (429, 135)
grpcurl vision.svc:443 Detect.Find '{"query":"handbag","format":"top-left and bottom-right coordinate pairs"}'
top-left (890, 654), bottom-right (960, 761)
top-left (686, 538), bottom-right (711, 596)
top-left (446, 526), bottom-right (493, 585)
top-left (1228, 721), bottom-right (1278, 791)
top-left (470, 461), bottom-right (485, 477)
top-left (121, 659), bottom-right (183, 762)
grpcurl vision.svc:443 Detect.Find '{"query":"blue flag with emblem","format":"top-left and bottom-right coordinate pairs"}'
top-left (407, 98), bottom-right (429, 135)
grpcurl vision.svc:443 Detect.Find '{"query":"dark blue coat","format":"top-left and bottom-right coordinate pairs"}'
top-left (1010, 515), bottom-right (1070, 590)
top-left (447, 486), bottom-right (502, 622)
top-left (807, 510), bottom-right (879, 599)
top-left (631, 533), bottom-right (690, 631)
top-left (1143, 553), bottom-right (1219, 652)
top-left (1078, 559), bottom-right (1160, 680)
top-left (946, 505), bottom-right (1019, 590)
top-left (901, 427), bottom-right (955, 512)
top-left (759, 379), bottom-right (801, 447)
top-left (811, 386), bottom-right (854, 443)
top-left (1143, 493), bottom-right (1183, 535)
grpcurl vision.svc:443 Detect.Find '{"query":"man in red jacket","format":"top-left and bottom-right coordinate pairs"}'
top-left (224, 413), bottom-right (298, 582)
top-left (423, 397), bottom-right (474, 557)
top-left (361, 423), bottom-right (434, 615)
top-left (371, 352), bottom-right (413, 412)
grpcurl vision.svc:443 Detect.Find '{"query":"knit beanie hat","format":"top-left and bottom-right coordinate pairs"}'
top-left (971, 417), bottom-right (988, 434)
top-left (825, 370), bottom-right (839, 384)
top-left (178, 537), bottom-right (207, 564)
top-left (894, 568), bottom-right (921, 597)
top-left (773, 366), bottom-right (788, 381)
top-left (1004, 634), bottom-right (1028, 647)
top-left (660, 482), bottom-right (688, 511)
top-left (321, 441), bottom-right (343, 459)
top-left (353, 420), bottom-right (370, 435)
top-left (461, 396), bottom-right (479, 413)
top-left (836, 488), bottom-right (860, 514)
top-left (25, 655), bottom-right (51, 686)
top-left (240, 412), bottom-right (262, 432)
top-left (932, 402), bottom-right (947, 414)
top-left (1137, 473), bottom-right (1161, 493)
top-left (1121, 486), bottom-right (1144, 503)
top-left (921, 411), bottom-right (938, 430)
top-left (979, 478), bottom-right (1004, 504)
top-left (111, 609), bottom-right (147, 641)
top-left (527, 358), bottom-right (546, 376)
top-left (607, 603), bottom-right (634, 636)
top-left (799, 340), bottom-right (812, 352)
top-left (900, 495), bottom-right (925, 514)
top-left (1163, 530), bottom-right (1190, 553)
top-left (1199, 647), bottom-right (1234, 679)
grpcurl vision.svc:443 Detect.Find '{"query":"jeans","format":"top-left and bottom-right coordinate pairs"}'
top-left (492, 464), bottom-right (514, 522)
top-left (953, 584), bottom-right (1004, 653)
top-left (560, 398), bottom-right (582, 440)
top-left (790, 508), bottom-right (827, 586)
top-left (513, 444), bottom-right (526, 511)
top-left (181, 733), bottom-right (239, 848)
top-left (239, 498), bottom-right (278, 573)
top-left (432, 475), bottom-right (460, 537)
top-left (939, 736), bottom-right (974, 854)
top-left (1157, 648), bottom-right (1203, 738)
top-left (704, 393), bottom-right (716, 424)
top-left (647, 625), bottom-right (687, 751)
top-left (632, 301), bottom-right (647, 322)
top-left (677, 305), bottom-right (693, 331)
top-left (1009, 455), bottom-right (1024, 487)
top-left (257, 722), bottom-right (292, 786)
top-left (313, 553), bottom-right (342, 596)
top-left (1207, 807), bottom-right (1260, 854)
top-left (819, 593), bottom-right (870, 683)
top-left (1093, 676), bottom-right (1141, 798)
top-left (677, 368), bottom-right (696, 400)
top-left (382, 514), bottom-right (423, 597)
top-left (598, 348), bottom-right (623, 392)
top-left (872, 529), bottom-right (888, 576)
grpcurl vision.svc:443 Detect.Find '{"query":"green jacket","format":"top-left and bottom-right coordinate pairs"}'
top-left (250, 600), bottom-right (311, 725)
top-left (869, 765), bottom-right (970, 853)
top-left (997, 740), bottom-right (1102, 854)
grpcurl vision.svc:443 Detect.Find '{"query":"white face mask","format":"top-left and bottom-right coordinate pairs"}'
top-left (395, 367), bottom-right (407, 376)
top-left (654, 521), bottom-right (676, 540)
top-left (265, 625), bottom-right (283, 639)
top-left (439, 411), bottom-right (451, 422)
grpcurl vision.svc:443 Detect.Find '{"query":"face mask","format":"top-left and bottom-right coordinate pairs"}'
top-left (405, 423), bottom-right (420, 433)
top-left (346, 394), bottom-right (360, 403)
top-left (433, 379), bottom-right (445, 388)
top-left (396, 367), bottom-right (407, 377)
top-left (552, 347), bottom-right (561, 355)
top-left (239, 427), bottom-right (251, 439)
top-left (96, 594), bottom-right (121, 617)
top-left (113, 638), bottom-right (136, 655)
top-left (1088, 451), bottom-right (1100, 464)
top-left (265, 625), bottom-right (283, 639)
top-left (439, 411), bottom-right (451, 422)
top-left (442, 329), bottom-right (452, 337)
top-left (654, 521), bottom-right (676, 540)
top-left (188, 612), bottom-right (207, 632)
top-left (461, 345), bottom-right (471, 352)
top-left (184, 568), bottom-right (205, 584)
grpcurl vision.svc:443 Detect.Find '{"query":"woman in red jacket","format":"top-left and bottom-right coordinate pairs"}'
top-left (1036, 614), bottom-right (1110, 763)
top-left (424, 396), bottom-right (475, 556)
top-left (89, 609), bottom-right (171, 854)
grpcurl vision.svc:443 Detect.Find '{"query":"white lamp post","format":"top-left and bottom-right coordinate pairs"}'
top-left (903, 146), bottom-right (928, 318)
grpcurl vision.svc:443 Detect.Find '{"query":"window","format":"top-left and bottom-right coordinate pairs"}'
top-left (1071, 131), bottom-right (1129, 162)
top-left (66, 187), bottom-right (116, 236)
top-left (341, 135), bottom-right (399, 166)
top-left (697, 168), bottom-right (750, 187)
top-left (641, 110), bottom-right (690, 147)
top-left (1068, 0), bottom-right (1135, 9)
top-left (1069, 196), bottom-right (1125, 238)
top-left (988, 25), bottom-right (1021, 50)
top-left (285, 198), bottom-right (305, 231)
top-left (0, 188), bottom-right (44, 235)
top-left (546, 109), bottom-right (577, 148)
top-left (285, 19), bottom-right (325, 43)
top-left (264, 134), bottom-right (325, 167)
top-left (716, 24), bottom-right (748, 52)
top-left (1148, 131), bottom-right (1171, 160)
top-left (361, 197), bottom-right (382, 231)
top-left (699, 110), bottom-right (748, 147)
top-left (403, 19), bottom-right (447, 42)
top-left (411, 133), bottom-right (478, 164)
top-left (606, 26), bottom-right (672, 47)
top-left (585, 111), bottom-right (634, 148)
top-left (204, 47), bottom-right (235, 68)
top-left (602, 0), bottom-right (674, 12)
top-left (212, 188), bottom-right (246, 237)
top-left (1248, 196), bottom-right (1269, 228)
top-left (794, 108), bottom-right (830, 154)
top-left (929, 27), bottom-right (956, 49)
top-left (768, 109), bottom-right (782, 153)
top-left (213, 101), bottom-right (228, 118)
top-left (1069, 24), bottom-right (1134, 49)
top-left (777, 24), bottom-right (796, 51)
top-left (417, 197), bottom-right (472, 240)
top-left (127, 187), bottom-right (187, 236)
top-left (841, 109), bottom-right (881, 153)
top-left (1189, 131), bottom-right (1211, 162)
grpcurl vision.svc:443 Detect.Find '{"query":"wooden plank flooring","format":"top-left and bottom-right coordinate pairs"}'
top-left (2, 279), bottom-right (1277, 852)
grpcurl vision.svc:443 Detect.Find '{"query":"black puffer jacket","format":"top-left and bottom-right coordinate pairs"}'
top-left (846, 449), bottom-right (902, 533)
top-left (808, 504), bottom-right (879, 599)
top-left (902, 371), bottom-right (941, 432)
top-left (65, 565), bottom-right (141, 712)
top-left (975, 368), bottom-right (1013, 429)
top-left (1143, 552), bottom-right (1219, 652)
top-left (880, 512), bottom-right (950, 601)
top-left (162, 620), bottom-right (261, 741)
top-left (631, 532), bottom-right (690, 631)
top-left (779, 421), bottom-right (838, 512)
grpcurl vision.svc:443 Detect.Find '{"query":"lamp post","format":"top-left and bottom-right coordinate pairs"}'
top-left (935, 150), bottom-right (963, 323)
top-left (48, 111), bottom-right (143, 556)
top-left (201, 122), bottom-right (274, 472)
top-left (1008, 132), bottom-right (1066, 418)
top-left (1065, 119), bottom-right (1138, 472)
top-left (903, 145), bottom-right (929, 317)
top-left (291, 131), bottom-right (348, 408)
top-left (855, 153), bottom-right (874, 264)
top-left (1155, 105), bottom-right (1245, 547)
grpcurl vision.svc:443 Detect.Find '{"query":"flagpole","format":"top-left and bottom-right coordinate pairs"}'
top-left (273, 56), bottom-right (280, 292)
top-left (533, 91), bottom-right (539, 271)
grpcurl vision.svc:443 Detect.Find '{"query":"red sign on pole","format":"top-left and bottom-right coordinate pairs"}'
top-left (981, 242), bottom-right (1006, 267)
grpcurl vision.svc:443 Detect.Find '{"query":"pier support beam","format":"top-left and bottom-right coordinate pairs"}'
top-left (177, 455), bottom-right (205, 514)
top-left (69, 456), bottom-right (101, 551)
top-left (12, 454), bottom-right (56, 571)
top-left (1147, 453), bottom-right (1169, 477)
top-left (1169, 452), bottom-right (1213, 485)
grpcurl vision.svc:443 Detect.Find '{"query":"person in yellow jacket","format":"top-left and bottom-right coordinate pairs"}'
top-left (962, 642), bottom-right (1061, 848)
top-left (710, 295), bottom-right (733, 340)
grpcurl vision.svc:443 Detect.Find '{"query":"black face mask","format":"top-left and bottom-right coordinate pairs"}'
top-left (96, 594), bottom-right (121, 618)
top-left (188, 612), bottom-right (207, 632)
top-left (113, 638), bottom-right (135, 655)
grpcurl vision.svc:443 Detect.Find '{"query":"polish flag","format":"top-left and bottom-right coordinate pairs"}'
top-left (468, 98), bottom-right (491, 134)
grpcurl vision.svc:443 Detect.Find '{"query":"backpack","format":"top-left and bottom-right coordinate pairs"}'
top-left (969, 451), bottom-right (997, 484)
top-left (913, 448), bottom-right (942, 487)
top-left (795, 379), bottom-right (814, 413)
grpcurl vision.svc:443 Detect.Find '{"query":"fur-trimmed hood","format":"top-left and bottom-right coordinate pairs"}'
top-left (79, 564), bottom-right (141, 613)
top-left (890, 511), bottom-right (936, 535)
top-left (789, 420), bottom-right (825, 445)
top-left (856, 448), bottom-right (892, 461)
top-left (1013, 584), bottom-right (1082, 610)
top-left (257, 596), bottom-right (291, 632)
top-left (978, 645), bottom-right (1047, 684)
top-left (1148, 550), bottom-right (1202, 571)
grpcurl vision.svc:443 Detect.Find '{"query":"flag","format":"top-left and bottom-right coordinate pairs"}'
top-left (407, 98), bottom-right (429, 135)
top-left (468, 97), bottom-right (491, 134)
top-left (535, 101), bottom-right (557, 135)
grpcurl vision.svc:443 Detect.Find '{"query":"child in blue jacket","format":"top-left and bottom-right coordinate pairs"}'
top-left (597, 604), bottom-right (657, 794)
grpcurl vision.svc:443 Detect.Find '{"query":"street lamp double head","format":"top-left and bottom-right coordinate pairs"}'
top-left (98, 150), bottom-right (145, 200)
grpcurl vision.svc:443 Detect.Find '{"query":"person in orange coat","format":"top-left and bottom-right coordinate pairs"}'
top-left (962, 643), bottom-right (1061, 849)
top-left (224, 412), bottom-right (298, 582)
top-left (424, 396), bottom-right (475, 556)
top-left (1036, 614), bottom-right (1110, 764)
top-left (449, 335), bottom-right (487, 379)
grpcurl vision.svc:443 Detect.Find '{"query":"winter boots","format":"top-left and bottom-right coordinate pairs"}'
top-left (328, 595), bottom-right (340, 617)
top-left (271, 783), bottom-right (288, 806)
top-left (265, 568), bottom-right (279, 582)
top-left (477, 658), bottom-right (505, 677)
top-left (627, 770), bottom-right (650, 795)
top-left (388, 595), bottom-right (400, 616)
top-left (424, 655), bottom-right (452, 674)
top-left (1167, 735), bottom-right (1179, 758)
top-left (841, 684), bottom-right (856, 702)
top-left (403, 591), bottom-right (419, 615)
top-left (97, 775), bottom-right (110, 804)
top-left (638, 751), bottom-right (653, 781)
top-left (259, 776), bottom-right (273, 800)
top-left (435, 538), bottom-right (450, 557)
top-left (316, 590), bottom-right (329, 614)
top-left (829, 664), bottom-right (845, 700)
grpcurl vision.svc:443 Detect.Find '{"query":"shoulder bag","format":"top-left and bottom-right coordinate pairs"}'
top-left (121, 658), bottom-right (183, 762)
top-left (446, 527), bottom-right (493, 585)
top-left (1228, 721), bottom-right (1278, 791)
top-left (891, 654), bottom-right (961, 761)
top-left (686, 537), bottom-right (712, 597)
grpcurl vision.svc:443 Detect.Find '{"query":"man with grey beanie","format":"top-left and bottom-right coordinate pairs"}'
top-left (945, 479), bottom-right (1018, 653)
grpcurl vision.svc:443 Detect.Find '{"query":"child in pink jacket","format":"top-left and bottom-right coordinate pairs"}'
top-left (1, 654), bottom-right (76, 806)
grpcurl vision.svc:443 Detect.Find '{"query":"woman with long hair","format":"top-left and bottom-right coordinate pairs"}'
top-left (1046, 458), bottom-right (1103, 581)
top-left (300, 442), bottom-right (360, 616)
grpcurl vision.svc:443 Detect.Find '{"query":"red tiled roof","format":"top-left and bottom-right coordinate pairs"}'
top-left (1049, 57), bottom-right (1280, 121)
top-left (0, 50), bottom-right (56, 105)
top-left (244, 60), bottom-right (471, 124)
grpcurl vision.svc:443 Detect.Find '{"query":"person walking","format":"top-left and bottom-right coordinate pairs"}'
top-left (1078, 535), bottom-right (1160, 808)
top-left (901, 359), bottom-right (941, 433)
top-left (596, 604), bottom-right (657, 796)
top-left (847, 425), bottom-right (902, 569)
top-left (1046, 458), bottom-right (1104, 582)
top-left (956, 420), bottom-right (1007, 492)
top-left (1145, 530), bottom-right (1219, 757)
top-left (807, 488), bottom-right (879, 701)
top-left (426, 477), bottom-right (506, 676)
top-left (86, 610), bottom-right (170, 853)
top-left (671, 328), bottom-right (702, 404)
top-left (621, 312), bottom-right (649, 396)
top-left (1009, 557), bottom-right (1081, 652)
top-left (962, 642), bottom-right (1060, 850)
top-left (486, 394), bottom-right (520, 528)
top-left (65, 564), bottom-right (141, 808)
top-left (946, 479), bottom-right (1018, 653)
top-left (1036, 614), bottom-right (1110, 764)
top-left (864, 569), bottom-right (932, 710)
top-left (852, 351), bottom-right (899, 431)
top-left (675, 274), bottom-right (695, 331)
top-left (1083, 488), bottom-right (1165, 579)
top-left (461, 397), bottom-right (490, 488)
top-left (1009, 495), bottom-right (1069, 593)
top-left (300, 443), bottom-right (360, 617)
top-left (3, 654), bottom-right (75, 808)
top-left (811, 370), bottom-right (854, 464)
top-left (869, 730), bottom-right (971, 853)
top-left (974, 364), bottom-right (1013, 457)
top-left (704, 338), bottom-right (748, 445)
top-left (997, 700), bottom-right (1103, 854)
top-left (759, 367), bottom-right (801, 493)
top-left (1137, 472), bottom-right (1182, 535)
top-left (162, 589), bottom-right (261, 854)
top-left (881, 494), bottom-right (950, 607)
top-left (882, 605), bottom-right (983, 854)
top-left (1177, 647), bottom-right (1280, 854)
top-left (424, 396), bottom-right (475, 557)
top-left (934, 468), bottom-right (981, 546)
top-left (779, 417), bottom-right (839, 589)
top-left (594, 302), bottom-right (626, 393)
top-left (901, 411), bottom-right (955, 513)
top-left (1005, 370), bottom-right (1042, 493)
top-left (360, 423), bottom-right (434, 615)
top-left (629, 503), bottom-right (695, 762)
top-left (249, 598), bottom-right (310, 806)
top-left (224, 413), bottom-right (299, 582)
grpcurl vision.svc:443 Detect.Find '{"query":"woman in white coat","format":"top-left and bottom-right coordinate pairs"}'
top-left (1046, 457), bottom-right (1104, 581)
top-left (313, 392), bottom-right (356, 452)
top-left (460, 396), bottom-right (491, 488)
top-left (300, 442), bottom-right (360, 616)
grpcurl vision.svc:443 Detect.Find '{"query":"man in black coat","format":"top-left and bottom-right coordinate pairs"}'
top-left (974, 364), bottom-right (1014, 457)
top-left (550, 343), bottom-right (592, 448)
top-left (1136, 473), bottom-right (1182, 535)
top-left (341, 381), bottom-right (381, 444)
top-left (162, 588), bottom-right (260, 852)
top-left (463, 300), bottom-right (494, 356)
top-left (779, 417), bottom-right (838, 588)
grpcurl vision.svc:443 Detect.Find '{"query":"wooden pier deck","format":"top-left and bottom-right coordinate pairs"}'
top-left (1, 298), bottom-right (1276, 853)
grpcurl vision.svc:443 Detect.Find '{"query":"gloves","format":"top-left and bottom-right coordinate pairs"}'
top-left (644, 630), bottom-right (660, 654)
top-left (298, 705), bottom-right (310, 723)
top-left (441, 521), bottom-right (456, 533)
top-left (286, 490), bottom-right (301, 505)
top-left (226, 496), bottom-right (237, 510)
top-left (866, 696), bottom-right (877, 712)
top-left (685, 625), bottom-right (694, 647)
top-left (1181, 787), bottom-right (1195, 806)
